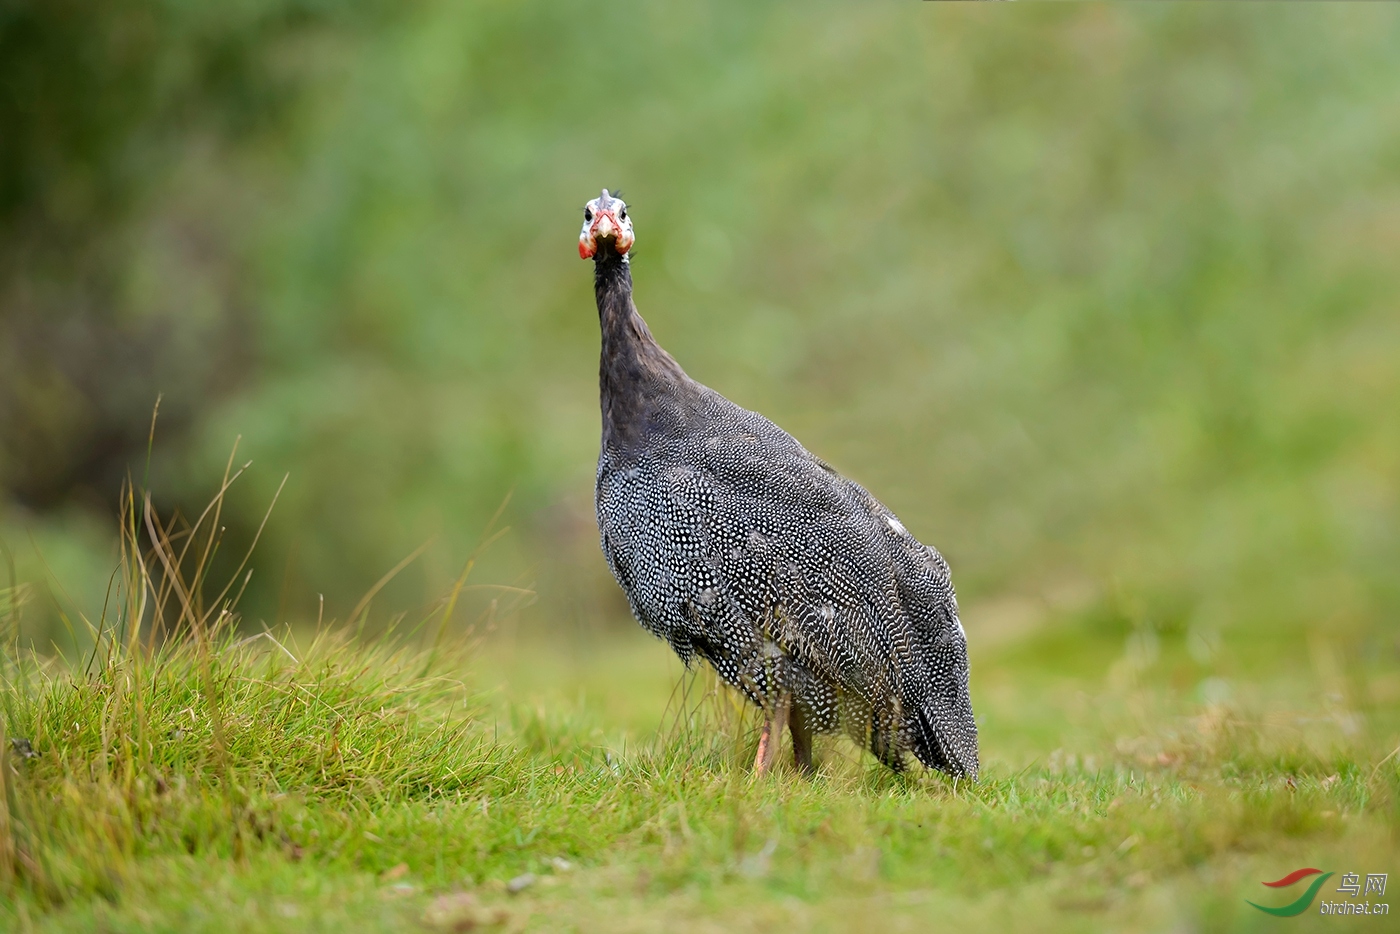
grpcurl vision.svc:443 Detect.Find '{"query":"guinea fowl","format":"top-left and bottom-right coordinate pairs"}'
top-left (581, 190), bottom-right (978, 778)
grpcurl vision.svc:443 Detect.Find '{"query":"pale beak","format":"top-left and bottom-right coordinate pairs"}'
top-left (592, 213), bottom-right (619, 242)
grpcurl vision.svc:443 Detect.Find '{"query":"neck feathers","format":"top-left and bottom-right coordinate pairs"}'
top-left (594, 253), bottom-right (687, 452)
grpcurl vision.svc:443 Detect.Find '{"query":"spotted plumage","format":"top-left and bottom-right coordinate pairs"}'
top-left (582, 190), bottom-right (978, 777)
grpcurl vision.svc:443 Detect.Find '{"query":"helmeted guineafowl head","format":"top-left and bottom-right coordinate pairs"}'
top-left (579, 189), bottom-right (634, 260)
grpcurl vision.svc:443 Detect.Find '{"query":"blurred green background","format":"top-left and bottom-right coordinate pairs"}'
top-left (2, 1), bottom-right (1397, 674)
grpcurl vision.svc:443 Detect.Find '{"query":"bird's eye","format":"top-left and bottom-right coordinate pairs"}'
top-left (584, 208), bottom-right (593, 222)
top-left (618, 207), bottom-right (627, 220)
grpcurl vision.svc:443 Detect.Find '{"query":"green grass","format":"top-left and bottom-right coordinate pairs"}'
top-left (4, 580), bottom-right (1396, 931)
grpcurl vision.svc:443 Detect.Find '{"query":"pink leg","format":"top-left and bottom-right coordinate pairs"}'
top-left (754, 694), bottom-right (791, 775)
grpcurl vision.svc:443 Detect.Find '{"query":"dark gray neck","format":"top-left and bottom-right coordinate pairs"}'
top-left (594, 251), bottom-right (688, 454)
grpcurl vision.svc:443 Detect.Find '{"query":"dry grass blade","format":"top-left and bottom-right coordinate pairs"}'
top-left (346, 537), bottom-right (437, 633)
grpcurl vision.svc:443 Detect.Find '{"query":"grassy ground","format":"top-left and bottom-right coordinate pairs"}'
top-left (3, 595), bottom-right (1396, 932)
top-left (0, 468), bottom-right (1394, 933)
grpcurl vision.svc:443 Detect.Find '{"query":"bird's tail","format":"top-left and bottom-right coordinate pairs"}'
top-left (911, 703), bottom-right (979, 779)
top-left (907, 636), bottom-right (979, 778)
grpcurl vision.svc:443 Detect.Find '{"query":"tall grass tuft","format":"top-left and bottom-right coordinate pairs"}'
top-left (0, 462), bottom-right (511, 909)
